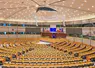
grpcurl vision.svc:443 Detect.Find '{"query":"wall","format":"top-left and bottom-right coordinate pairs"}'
top-left (82, 27), bottom-right (95, 36)
top-left (0, 34), bottom-right (41, 38)
top-left (66, 36), bottom-right (95, 47)
top-left (0, 26), bottom-right (41, 34)
top-left (25, 28), bottom-right (41, 33)
top-left (0, 26), bottom-right (25, 32)
top-left (66, 28), bottom-right (82, 34)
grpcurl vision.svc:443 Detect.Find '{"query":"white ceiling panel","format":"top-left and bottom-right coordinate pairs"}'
top-left (0, 0), bottom-right (94, 23)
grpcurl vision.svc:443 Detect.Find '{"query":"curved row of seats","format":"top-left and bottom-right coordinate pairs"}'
top-left (0, 38), bottom-right (36, 66)
top-left (50, 38), bottom-right (95, 67)
top-left (0, 38), bottom-right (94, 68)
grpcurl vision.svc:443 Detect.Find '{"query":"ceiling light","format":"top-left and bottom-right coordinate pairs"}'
top-left (70, 5), bottom-right (72, 7)
top-left (72, 2), bottom-right (74, 4)
top-left (77, 14), bottom-right (79, 15)
top-left (36, 5), bottom-right (39, 7)
top-left (81, 4), bottom-right (84, 6)
top-left (78, 7), bottom-right (81, 9)
top-left (84, 0), bottom-right (87, 2)
top-left (63, 15), bottom-right (66, 17)
top-left (88, 8), bottom-right (90, 10)
top-left (0, 13), bottom-right (2, 14)
top-left (27, 6), bottom-right (29, 9)
top-left (92, 6), bottom-right (94, 8)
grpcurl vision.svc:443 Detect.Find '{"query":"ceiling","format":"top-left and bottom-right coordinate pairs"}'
top-left (0, 0), bottom-right (95, 23)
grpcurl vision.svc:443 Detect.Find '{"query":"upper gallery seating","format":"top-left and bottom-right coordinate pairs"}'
top-left (0, 38), bottom-right (94, 68)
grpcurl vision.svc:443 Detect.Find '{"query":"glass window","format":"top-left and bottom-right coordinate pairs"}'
top-left (4, 32), bottom-right (6, 35)
top-left (22, 32), bottom-right (24, 34)
top-left (22, 24), bottom-right (25, 27)
top-left (13, 32), bottom-right (16, 34)
top-left (8, 24), bottom-right (11, 26)
top-left (3, 23), bottom-right (6, 26)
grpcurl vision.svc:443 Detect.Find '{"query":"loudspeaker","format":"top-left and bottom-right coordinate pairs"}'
top-left (22, 51), bottom-right (25, 54)
top-left (26, 50), bottom-right (28, 52)
top-left (0, 61), bottom-right (3, 65)
top-left (74, 53), bottom-right (79, 57)
top-left (29, 48), bottom-right (34, 51)
top-left (68, 51), bottom-right (73, 55)
top-left (90, 58), bottom-right (95, 62)
top-left (64, 50), bottom-right (67, 52)
top-left (81, 55), bottom-right (86, 59)
top-left (12, 54), bottom-right (17, 58)
top-left (17, 52), bottom-right (21, 56)
top-left (5, 57), bottom-right (11, 62)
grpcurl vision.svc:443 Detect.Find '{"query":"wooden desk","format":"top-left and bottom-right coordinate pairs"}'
top-left (41, 32), bottom-right (67, 38)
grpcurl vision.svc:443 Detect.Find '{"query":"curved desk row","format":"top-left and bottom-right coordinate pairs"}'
top-left (41, 32), bottom-right (67, 38)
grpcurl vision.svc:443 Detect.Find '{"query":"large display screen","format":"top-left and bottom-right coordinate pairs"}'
top-left (50, 28), bottom-right (56, 33)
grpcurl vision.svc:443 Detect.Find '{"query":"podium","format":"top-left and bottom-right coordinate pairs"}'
top-left (41, 32), bottom-right (67, 38)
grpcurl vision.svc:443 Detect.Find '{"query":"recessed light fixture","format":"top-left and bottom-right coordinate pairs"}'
top-left (36, 5), bottom-right (39, 7)
top-left (27, 6), bottom-right (29, 9)
top-left (84, 0), bottom-right (87, 2)
top-left (88, 8), bottom-right (90, 10)
top-left (92, 6), bottom-right (94, 8)
top-left (0, 13), bottom-right (2, 14)
top-left (70, 5), bottom-right (72, 7)
top-left (81, 4), bottom-right (84, 6)
top-left (78, 7), bottom-right (81, 9)
top-left (72, 2), bottom-right (74, 4)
